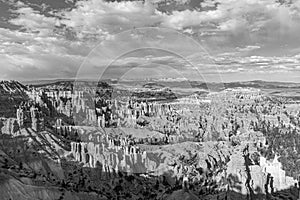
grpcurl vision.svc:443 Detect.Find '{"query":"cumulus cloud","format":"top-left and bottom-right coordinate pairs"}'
top-left (59, 0), bottom-right (161, 40)
top-left (0, 25), bottom-right (85, 80)
top-left (159, 0), bottom-right (300, 51)
top-left (1, 0), bottom-right (300, 81)
top-left (160, 9), bottom-right (223, 30)
top-left (9, 5), bottom-right (58, 36)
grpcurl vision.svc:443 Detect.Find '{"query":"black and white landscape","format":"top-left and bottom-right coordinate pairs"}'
top-left (1, 0), bottom-right (300, 200)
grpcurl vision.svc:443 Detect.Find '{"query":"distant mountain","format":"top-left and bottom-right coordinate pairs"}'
top-left (223, 80), bottom-right (300, 89)
top-left (20, 79), bottom-right (300, 92)
top-left (186, 80), bottom-right (300, 92)
top-left (21, 78), bottom-right (75, 86)
top-left (143, 82), bottom-right (166, 89)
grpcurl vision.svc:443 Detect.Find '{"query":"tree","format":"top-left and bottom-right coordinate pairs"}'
top-left (19, 161), bottom-right (23, 170)
top-left (250, 152), bottom-right (260, 165)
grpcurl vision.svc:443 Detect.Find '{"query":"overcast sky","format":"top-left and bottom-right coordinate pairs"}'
top-left (1, 0), bottom-right (300, 82)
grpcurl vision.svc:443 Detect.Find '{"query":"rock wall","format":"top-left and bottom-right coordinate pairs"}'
top-left (70, 141), bottom-right (162, 175)
top-left (0, 118), bottom-right (20, 135)
top-left (226, 146), bottom-right (297, 197)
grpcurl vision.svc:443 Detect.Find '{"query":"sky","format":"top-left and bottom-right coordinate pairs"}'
top-left (1, 0), bottom-right (300, 82)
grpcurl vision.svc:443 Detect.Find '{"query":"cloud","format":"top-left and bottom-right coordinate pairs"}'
top-left (0, 50), bottom-right (83, 80)
top-left (159, 9), bottom-right (222, 30)
top-left (1, 0), bottom-right (300, 82)
top-left (213, 54), bottom-right (300, 75)
top-left (0, 25), bottom-right (85, 80)
top-left (59, 0), bottom-right (161, 40)
top-left (236, 45), bottom-right (261, 52)
top-left (9, 6), bottom-right (58, 36)
top-left (157, 0), bottom-right (300, 52)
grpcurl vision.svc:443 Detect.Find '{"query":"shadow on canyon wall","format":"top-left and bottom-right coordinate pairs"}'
top-left (0, 129), bottom-right (299, 200)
